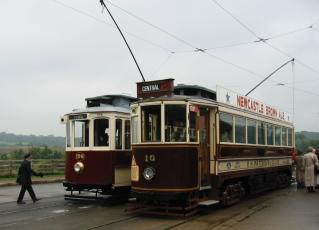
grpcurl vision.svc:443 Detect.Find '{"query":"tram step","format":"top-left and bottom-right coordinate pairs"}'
top-left (198, 200), bottom-right (219, 206)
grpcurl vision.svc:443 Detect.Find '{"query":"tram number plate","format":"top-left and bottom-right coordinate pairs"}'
top-left (131, 165), bottom-right (139, 182)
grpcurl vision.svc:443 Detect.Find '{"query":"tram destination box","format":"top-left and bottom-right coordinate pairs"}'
top-left (137, 78), bottom-right (174, 99)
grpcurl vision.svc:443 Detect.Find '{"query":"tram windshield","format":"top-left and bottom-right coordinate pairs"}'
top-left (139, 103), bottom-right (193, 143)
top-left (94, 119), bottom-right (109, 147)
top-left (165, 105), bottom-right (186, 142)
top-left (74, 120), bottom-right (89, 147)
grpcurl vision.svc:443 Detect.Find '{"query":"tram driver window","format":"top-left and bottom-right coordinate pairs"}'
top-left (66, 121), bottom-right (71, 147)
top-left (94, 119), bottom-right (109, 147)
top-left (165, 105), bottom-right (186, 142)
top-left (125, 120), bottom-right (131, 149)
top-left (116, 119), bottom-right (122, 149)
top-left (220, 113), bottom-right (233, 143)
top-left (74, 120), bottom-right (89, 147)
top-left (189, 111), bottom-right (197, 142)
top-left (141, 105), bottom-right (161, 142)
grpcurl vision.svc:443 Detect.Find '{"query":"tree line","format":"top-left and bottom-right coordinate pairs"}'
top-left (0, 146), bottom-right (64, 160)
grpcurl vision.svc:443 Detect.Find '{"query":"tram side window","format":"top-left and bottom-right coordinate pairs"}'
top-left (220, 113), bottom-right (233, 143)
top-left (131, 116), bottom-right (139, 143)
top-left (94, 119), bottom-right (109, 147)
top-left (258, 122), bottom-right (265, 145)
top-left (282, 127), bottom-right (287, 146)
top-left (74, 120), bottom-right (89, 147)
top-left (66, 121), bottom-right (71, 147)
top-left (165, 105), bottom-right (186, 142)
top-left (247, 119), bottom-right (256, 144)
top-left (275, 126), bottom-right (281, 146)
top-left (267, 124), bottom-right (274, 145)
top-left (189, 111), bottom-right (197, 142)
top-left (288, 128), bottom-right (293, 146)
top-left (141, 105), bottom-right (161, 142)
top-left (235, 116), bottom-right (246, 144)
top-left (125, 120), bottom-right (131, 149)
top-left (115, 119), bottom-right (122, 149)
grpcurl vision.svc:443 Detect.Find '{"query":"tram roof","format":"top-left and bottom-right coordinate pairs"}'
top-left (174, 84), bottom-right (216, 100)
top-left (85, 94), bottom-right (137, 108)
top-left (65, 94), bottom-right (136, 116)
top-left (68, 105), bottom-right (130, 115)
top-left (133, 94), bottom-right (217, 105)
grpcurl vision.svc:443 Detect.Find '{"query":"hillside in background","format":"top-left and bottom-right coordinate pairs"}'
top-left (295, 131), bottom-right (319, 152)
top-left (0, 132), bottom-right (65, 148)
top-left (0, 131), bottom-right (318, 153)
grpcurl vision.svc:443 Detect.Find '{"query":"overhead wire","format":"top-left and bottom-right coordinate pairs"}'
top-left (49, 0), bottom-right (173, 53)
top-left (210, 0), bottom-right (319, 78)
top-left (209, 0), bottom-right (319, 99)
top-left (50, 0), bottom-right (319, 98)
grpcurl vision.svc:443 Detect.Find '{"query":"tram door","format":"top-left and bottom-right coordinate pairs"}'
top-left (198, 107), bottom-right (210, 187)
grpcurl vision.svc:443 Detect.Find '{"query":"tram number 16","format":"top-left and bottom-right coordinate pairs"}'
top-left (145, 154), bottom-right (156, 162)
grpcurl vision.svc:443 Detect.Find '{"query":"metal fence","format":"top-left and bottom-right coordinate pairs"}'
top-left (0, 159), bottom-right (65, 177)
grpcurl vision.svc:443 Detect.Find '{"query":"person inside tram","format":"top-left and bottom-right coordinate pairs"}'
top-left (171, 122), bottom-right (186, 142)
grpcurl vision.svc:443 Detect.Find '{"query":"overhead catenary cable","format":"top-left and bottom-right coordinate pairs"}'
top-left (49, 0), bottom-right (173, 53)
top-left (99, 0), bottom-right (145, 82)
top-left (210, 0), bottom-right (319, 78)
top-left (50, 0), bottom-right (319, 98)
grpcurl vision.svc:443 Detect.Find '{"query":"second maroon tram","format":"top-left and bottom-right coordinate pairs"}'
top-left (129, 79), bottom-right (294, 216)
top-left (61, 94), bottom-right (136, 200)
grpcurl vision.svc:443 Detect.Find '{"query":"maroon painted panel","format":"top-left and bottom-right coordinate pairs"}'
top-left (132, 145), bottom-right (198, 190)
top-left (65, 150), bottom-right (131, 186)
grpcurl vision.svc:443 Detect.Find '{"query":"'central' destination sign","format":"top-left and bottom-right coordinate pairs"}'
top-left (137, 78), bottom-right (174, 99)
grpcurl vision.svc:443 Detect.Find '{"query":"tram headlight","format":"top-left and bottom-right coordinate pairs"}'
top-left (74, 162), bottom-right (84, 174)
top-left (143, 167), bottom-right (156, 181)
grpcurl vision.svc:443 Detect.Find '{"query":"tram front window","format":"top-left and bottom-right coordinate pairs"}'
top-left (141, 105), bottom-right (161, 142)
top-left (165, 105), bottom-right (186, 142)
top-left (66, 121), bottom-right (71, 147)
top-left (94, 119), bottom-right (109, 147)
top-left (74, 120), bottom-right (89, 147)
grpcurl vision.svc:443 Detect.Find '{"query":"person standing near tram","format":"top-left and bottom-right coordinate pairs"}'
top-left (295, 151), bottom-right (305, 189)
top-left (303, 147), bottom-right (319, 192)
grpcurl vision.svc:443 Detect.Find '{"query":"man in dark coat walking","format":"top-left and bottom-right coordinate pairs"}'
top-left (17, 153), bottom-right (43, 204)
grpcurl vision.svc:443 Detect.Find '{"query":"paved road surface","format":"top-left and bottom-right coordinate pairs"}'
top-left (0, 183), bottom-right (318, 230)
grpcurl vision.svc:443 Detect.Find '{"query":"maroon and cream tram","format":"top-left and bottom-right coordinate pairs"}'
top-left (61, 94), bottom-right (136, 200)
top-left (129, 79), bottom-right (294, 216)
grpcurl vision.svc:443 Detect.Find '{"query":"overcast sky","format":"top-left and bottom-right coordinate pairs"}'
top-left (0, 0), bottom-right (318, 136)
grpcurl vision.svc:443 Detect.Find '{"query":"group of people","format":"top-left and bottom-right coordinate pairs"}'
top-left (295, 146), bottom-right (319, 192)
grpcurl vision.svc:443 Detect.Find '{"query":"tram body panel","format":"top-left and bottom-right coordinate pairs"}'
top-left (64, 150), bottom-right (131, 187)
top-left (131, 145), bottom-right (198, 191)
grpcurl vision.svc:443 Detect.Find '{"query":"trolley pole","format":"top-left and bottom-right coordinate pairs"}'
top-left (245, 58), bottom-right (295, 96)
top-left (99, 0), bottom-right (146, 82)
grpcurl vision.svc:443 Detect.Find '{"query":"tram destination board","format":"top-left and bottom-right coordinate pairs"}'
top-left (136, 78), bottom-right (174, 99)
